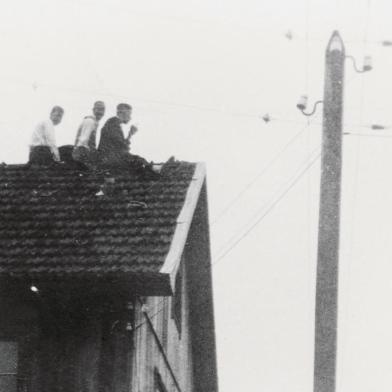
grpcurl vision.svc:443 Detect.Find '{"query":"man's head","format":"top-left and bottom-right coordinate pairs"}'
top-left (93, 101), bottom-right (105, 121)
top-left (50, 106), bottom-right (64, 125)
top-left (116, 103), bottom-right (132, 124)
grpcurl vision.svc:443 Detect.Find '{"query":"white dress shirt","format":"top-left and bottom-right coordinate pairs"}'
top-left (30, 120), bottom-right (60, 161)
top-left (75, 116), bottom-right (98, 149)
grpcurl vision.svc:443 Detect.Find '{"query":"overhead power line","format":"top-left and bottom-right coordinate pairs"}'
top-left (214, 144), bottom-right (321, 254)
top-left (344, 132), bottom-right (392, 138)
top-left (211, 124), bottom-right (313, 225)
top-left (135, 148), bottom-right (321, 331)
top-left (338, 2), bottom-right (372, 387)
top-left (213, 149), bottom-right (321, 265)
top-left (135, 145), bottom-right (321, 330)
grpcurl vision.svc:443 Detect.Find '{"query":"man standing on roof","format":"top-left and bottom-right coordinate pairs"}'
top-left (73, 101), bottom-right (105, 169)
top-left (29, 106), bottom-right (64, 164)
top-left (98, 103), bottom-right (150, 170)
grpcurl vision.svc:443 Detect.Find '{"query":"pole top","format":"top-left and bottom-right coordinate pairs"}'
top-left (327, 30), bottom-right (345, 53)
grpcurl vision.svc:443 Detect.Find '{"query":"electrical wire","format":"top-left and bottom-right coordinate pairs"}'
top-left (0, 73), bottom-right (313, 122)
top-left (304, 0), bottom-right (316, 338)
top-left (211, 122), bottom-right (317, 225)
top-left (133, 147), bottom-right (322, 331)
top-left (338, 2), bottom-right (371, 387)
top-left (134, 147), bottom-right (321, 329)
top-left (214, 143), bottom-right (321, 254)
top-left (135, 145), bottom-right (320, 330)
top-left (345, 132), bottom-right (392, 138)
top-left (213, 149), bottom-right (321, 265)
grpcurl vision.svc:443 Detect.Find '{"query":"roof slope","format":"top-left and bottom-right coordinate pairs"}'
top-left (0, 161), bottom-right (200, 280)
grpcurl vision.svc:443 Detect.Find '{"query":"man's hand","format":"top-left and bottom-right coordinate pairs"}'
top-left (129, 125), bottom-right (138, 136)
top-left (126, 125), bottom-right (138, 146)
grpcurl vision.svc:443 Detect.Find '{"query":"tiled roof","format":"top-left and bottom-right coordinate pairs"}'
top-left (0, 161), bottom-right (198, 279)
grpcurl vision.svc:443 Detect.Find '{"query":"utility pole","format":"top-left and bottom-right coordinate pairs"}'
top-left (313, 31), bottom-right (345, 392)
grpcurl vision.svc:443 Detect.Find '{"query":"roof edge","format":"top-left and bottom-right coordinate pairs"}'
top-left (159, 162), bottom-right (206, 290)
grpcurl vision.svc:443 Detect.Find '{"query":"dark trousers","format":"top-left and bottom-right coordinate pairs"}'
top-left (72, 146), bottom-right (98, 170)
top-left (99, 152), bottom-right (150, 168)
top-left (97, 151), bottom-right (159, 176)
top-left (29, 146), bottom-right (55, 165)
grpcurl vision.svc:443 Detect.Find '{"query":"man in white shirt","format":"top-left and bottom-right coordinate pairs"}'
top-left (73, 101), bottom-right (105, 169)
top-left (29, 106), bottom-right (64, 164)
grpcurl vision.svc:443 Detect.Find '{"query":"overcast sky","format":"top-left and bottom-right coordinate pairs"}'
top-left (2, 0), bottom-right (392, 391)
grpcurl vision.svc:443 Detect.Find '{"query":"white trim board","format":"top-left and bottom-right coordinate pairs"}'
top-left (159, 162), bottom-right (206, 291)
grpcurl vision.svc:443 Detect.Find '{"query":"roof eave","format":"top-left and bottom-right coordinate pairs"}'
top-left (0, 271), bottom-right (173, 298)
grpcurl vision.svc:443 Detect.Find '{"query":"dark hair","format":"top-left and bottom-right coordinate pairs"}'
top-left (117, 103), bottom-right (132, 112)
top-left (51, 105), bottom-right (64, 114)
top-left (94, 101), bottom-right (105, 108)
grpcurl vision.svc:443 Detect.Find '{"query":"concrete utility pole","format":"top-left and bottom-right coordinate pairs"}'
top-left (313, 31), bottom-right (345, 392)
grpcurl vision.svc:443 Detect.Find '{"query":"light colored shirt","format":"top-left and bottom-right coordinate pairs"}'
top-left (121, 122), bottom-right (137, 141)
top-left (30, 120), bottom-right (60, 161)
top-left (74, 116), bottom-right (99, 150)
top-left (120, 123), bottom-right (128, 140)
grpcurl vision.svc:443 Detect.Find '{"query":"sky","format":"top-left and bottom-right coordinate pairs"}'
top-left (1, 0), bottom-right (392, 391)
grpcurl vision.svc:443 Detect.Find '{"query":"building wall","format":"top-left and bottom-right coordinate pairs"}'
top-left (0, 185), bottom-right (217, 392)
top-left (0, 288), bottom-right (132, 392)
top-left (0, 271), bottom-right (198, 392)
top-left (131, 258), bottom-right (193, 392)
top-left (131, 182), bottom-right (218, 392)
top-left (184, 182), bottom-right (218, 392)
